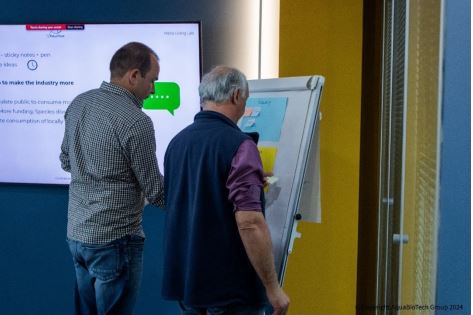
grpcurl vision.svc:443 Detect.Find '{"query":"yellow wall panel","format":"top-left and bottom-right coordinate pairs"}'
top-left (279, 1), bottom-right (363, 314)
top-left (401, 0), bottom-right (441, 308)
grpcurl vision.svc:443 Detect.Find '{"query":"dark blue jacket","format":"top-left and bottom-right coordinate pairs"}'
top-left (162, 110), bottom-right (266, 308)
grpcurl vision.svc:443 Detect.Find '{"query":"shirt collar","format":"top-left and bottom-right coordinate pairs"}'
top-left (100, 81), bottom-right (143, 109)
top-left (195, 110), bottom-right (240, 130)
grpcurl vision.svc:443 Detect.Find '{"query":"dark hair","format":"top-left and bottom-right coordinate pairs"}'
top-left (109, 42), bottom-right (159, 79)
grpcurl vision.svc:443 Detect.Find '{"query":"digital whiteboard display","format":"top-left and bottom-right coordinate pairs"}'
top-left (0, 23), bottom-right (201, 185)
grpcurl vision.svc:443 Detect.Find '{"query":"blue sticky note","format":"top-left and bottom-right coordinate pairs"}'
top-left (239, 97), bottom-right (288, 142)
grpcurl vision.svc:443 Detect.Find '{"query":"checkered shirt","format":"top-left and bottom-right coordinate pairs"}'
top-left (60, 81), bottom-right (165, 244)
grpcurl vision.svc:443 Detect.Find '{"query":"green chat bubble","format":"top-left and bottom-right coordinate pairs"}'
top-left (143, 82), bottom-right (180, 115)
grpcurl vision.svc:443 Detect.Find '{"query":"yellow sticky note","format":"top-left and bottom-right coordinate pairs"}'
top-left (258, 146), bottom-right (278, 173)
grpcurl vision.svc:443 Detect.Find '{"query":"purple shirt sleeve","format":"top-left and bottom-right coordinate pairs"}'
top-left (226, 139), bottom-right (265, 212)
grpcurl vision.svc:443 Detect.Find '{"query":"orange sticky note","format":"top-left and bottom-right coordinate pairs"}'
top-left (244, 107), bottom-right (253, 117)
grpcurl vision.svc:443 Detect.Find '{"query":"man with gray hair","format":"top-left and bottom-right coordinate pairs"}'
top-left (162, 65), bottom-right (290, 315)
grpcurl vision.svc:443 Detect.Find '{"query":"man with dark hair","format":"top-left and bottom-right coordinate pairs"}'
top-left (109, 42), bottom-right (157, 80)
top-left (60, 42), bottom-right (164, 314)
top-left (162, 65), bottom-right (290, 315)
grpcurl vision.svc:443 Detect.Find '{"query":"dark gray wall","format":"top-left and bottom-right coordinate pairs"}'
top-left (0, 1), bottom-right (256, 314)
top-left (0, 0), bottom-right (257, 73)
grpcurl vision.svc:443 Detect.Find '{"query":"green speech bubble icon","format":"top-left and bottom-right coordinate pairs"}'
top-left (143, 82), bottom-right (180, 115)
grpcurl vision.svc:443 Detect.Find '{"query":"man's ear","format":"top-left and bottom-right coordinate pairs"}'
top-left (128, 69), bottom-right (141, 86)
top-left (231, 88), bottom-right (241, 105)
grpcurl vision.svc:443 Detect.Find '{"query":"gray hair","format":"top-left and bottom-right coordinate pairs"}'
top-left (199, 66), bottom-right (248, 104)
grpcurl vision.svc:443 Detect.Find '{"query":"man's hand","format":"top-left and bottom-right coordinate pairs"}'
top-left (267, 285), bottom-right (290, 315)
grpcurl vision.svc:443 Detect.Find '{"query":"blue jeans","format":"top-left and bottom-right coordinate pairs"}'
top-left (67, 235), bottom-right (145, 315)
top-left (179, 302), bottom-right (266, 315)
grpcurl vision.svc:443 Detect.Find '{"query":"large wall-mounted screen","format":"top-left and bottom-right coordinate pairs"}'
top-left (0, 22), bottom-right (201, 184)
